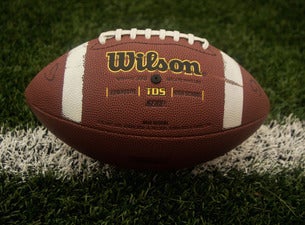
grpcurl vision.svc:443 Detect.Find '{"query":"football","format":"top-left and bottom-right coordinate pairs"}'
top-left (25, 28), bottom-right (270, 170)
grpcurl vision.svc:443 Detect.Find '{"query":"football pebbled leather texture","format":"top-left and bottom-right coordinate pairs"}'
top-left (25, 28), bottom-right (270, 170)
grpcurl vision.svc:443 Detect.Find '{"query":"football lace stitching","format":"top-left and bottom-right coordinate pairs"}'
top-left (98, 28), bottom-right (209, 49)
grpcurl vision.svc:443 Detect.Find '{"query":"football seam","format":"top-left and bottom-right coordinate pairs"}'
top-left (96, 119), bottom-right (213, 131)
top-left (89, 40), bottom-right (217, 56)
top-left (224, 78), bottom-right (244, 87)
top-left (29, 103), bottom-right (267, 139)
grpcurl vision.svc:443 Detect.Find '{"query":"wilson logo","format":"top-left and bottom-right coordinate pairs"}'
top-left (106, 51), bottom-right (202, 76)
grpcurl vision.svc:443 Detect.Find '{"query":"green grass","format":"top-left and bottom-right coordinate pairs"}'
top-left (1, 0), bottom-right (305, 224)
top-left (1, 169), bottom-right (305, 225)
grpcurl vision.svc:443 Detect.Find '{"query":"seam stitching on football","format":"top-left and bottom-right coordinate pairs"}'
top-left (224, 78), bottom-right (244, 87)
top-left (30, 104), bottom-right (267, 139)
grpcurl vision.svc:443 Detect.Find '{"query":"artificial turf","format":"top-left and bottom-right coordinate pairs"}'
top-left (1, 0), bottom-right (305, 224)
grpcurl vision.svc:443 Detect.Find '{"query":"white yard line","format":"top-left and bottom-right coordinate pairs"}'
top-left (0, 115), bottom-right (304, 178)
top-left (193, 115), bottom-right (305, 175)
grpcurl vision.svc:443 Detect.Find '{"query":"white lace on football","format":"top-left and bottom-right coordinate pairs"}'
top-left (98, 28), bottom-right (209, 50)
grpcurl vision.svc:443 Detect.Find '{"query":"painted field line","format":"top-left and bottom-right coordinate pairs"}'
top-left (0, 115), bottom-right (304, 178)
top-left (193, 115), bottom-right (305, 175)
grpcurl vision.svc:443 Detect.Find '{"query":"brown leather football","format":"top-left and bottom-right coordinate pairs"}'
top-left (25, 28), bottom-right (270, 170)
